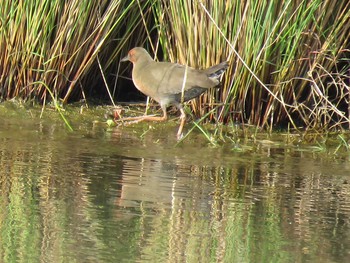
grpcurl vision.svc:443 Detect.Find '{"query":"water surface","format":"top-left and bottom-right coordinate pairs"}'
top-left (0, 105), bottom-right (349, 262)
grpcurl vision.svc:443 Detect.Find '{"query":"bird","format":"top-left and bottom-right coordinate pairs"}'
top-left (120, 47), bottom-right (228, 139)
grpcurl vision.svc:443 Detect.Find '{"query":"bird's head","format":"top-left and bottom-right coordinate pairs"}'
top-left (121, 47), bottom-right (153, 64)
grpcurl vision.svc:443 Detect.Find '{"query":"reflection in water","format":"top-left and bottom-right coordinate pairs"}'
top-left (0, 115), bottom-right (349, 262)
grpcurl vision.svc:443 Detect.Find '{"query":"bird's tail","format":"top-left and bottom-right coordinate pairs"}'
top-left (204, 61), bottom-right (229, 79)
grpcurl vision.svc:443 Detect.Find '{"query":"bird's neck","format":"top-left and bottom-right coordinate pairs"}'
top-left (133, 58), bottom-right (153, 71)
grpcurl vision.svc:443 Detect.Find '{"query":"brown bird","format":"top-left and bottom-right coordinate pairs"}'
top-left (120, 47), bottom-right (228, 139)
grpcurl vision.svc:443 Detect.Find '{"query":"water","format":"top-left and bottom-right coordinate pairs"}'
top-left (0, 106), bottom-right (350, 262)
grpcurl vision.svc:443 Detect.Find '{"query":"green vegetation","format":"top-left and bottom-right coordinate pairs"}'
top-left (1, 0), bottom-right (350, 134)
top-left (0, 0), bottom-right (150, 102)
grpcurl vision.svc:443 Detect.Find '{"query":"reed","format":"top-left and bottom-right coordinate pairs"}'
top-left (1, 0), bottom-right (350, 132)
top-left (0, 0), bottom-right (152, 103)
top-left (152, 0), bottom-right (350, 131)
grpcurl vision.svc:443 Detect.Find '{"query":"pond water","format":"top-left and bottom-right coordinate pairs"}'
top-left (0, 105), bottom-right (350, 263)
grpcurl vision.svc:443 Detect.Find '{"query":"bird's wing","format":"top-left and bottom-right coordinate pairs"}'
top-left (154, 63), bottom-right (216, 95)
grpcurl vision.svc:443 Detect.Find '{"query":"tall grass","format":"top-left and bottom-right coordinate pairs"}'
top-left (0, 0), bottom-right (152, 103)
top-left (1, 0), bottom-right (349, 131)
top-left (152, 0), bottom-right (350, 130)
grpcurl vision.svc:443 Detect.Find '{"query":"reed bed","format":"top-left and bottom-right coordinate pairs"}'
top-left (0, 0), bottom-right (151, 103)
top-left (152, 0), bottom-right (350, 131)
top-left (1, 0), bottom-right (350, 132)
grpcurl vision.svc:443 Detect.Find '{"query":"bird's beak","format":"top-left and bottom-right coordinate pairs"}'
top-left (120, 54), bottom-right (129, 62)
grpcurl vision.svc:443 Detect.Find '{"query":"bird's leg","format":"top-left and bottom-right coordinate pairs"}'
top-left (117, 107), bottom-right (167, 125)
top-left (176, 108), bottom-right (186, 140)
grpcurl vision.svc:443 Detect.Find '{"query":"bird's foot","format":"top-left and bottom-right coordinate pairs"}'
top-left (176, 113), bottom-right (186, 140)
top-left (115, 115), bottom-right (169, 126)
top-left (115, 115), bottom-right (154, 126)
top-left (176, 130), bottom-right (184, 140)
